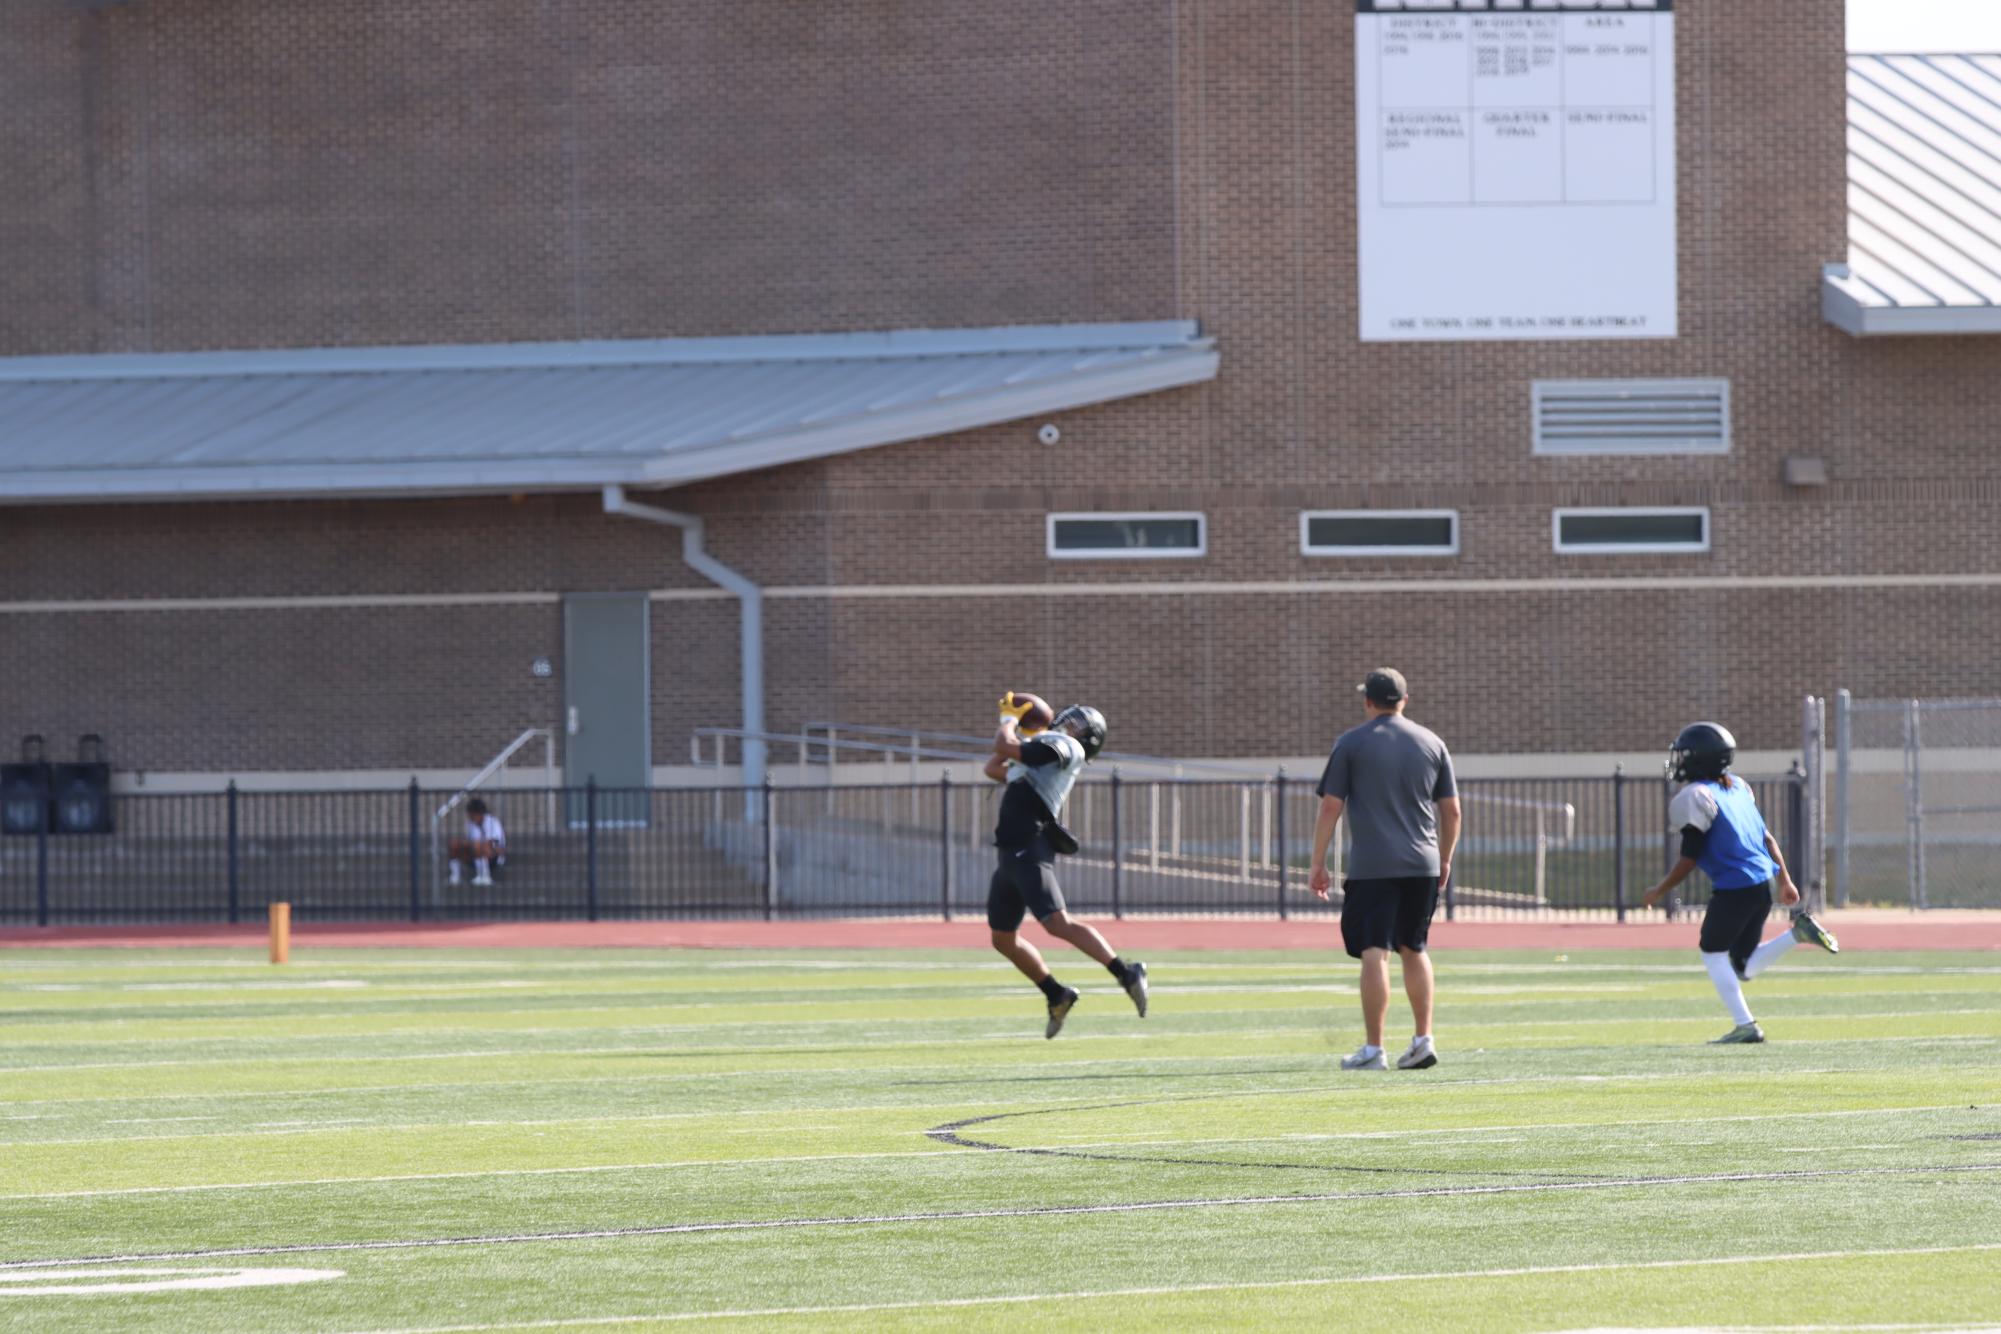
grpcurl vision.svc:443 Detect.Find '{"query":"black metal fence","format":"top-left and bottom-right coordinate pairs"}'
top-left (0, 770), bottom-right (1809, 925)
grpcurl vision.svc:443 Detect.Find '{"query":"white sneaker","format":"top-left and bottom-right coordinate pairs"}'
top-left (1396, 1035), bottom-right (1438, 1070)
top-left (1339, 1045), bottom-right (1388, 1071)
top-left (472, 872), bottom-right (494, 887)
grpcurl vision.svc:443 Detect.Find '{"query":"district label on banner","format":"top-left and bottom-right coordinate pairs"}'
top-left (1354, 0), bottom-right (1677, 341)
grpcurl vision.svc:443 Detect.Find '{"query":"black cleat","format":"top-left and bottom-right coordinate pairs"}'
top-left (1045, 986), bottom-right (1079, 1039)
top-left (1709, 1022), bottom-right (1766, 1045)
top-left (1122, 960), bottom-right (1149, 1018)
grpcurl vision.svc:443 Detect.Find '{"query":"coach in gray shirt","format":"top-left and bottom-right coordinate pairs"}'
top-left (1310, 668), bottom-right (1461, 1072)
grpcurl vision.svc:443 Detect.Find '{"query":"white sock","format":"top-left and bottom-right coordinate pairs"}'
top-left (1359, 1043), bottom-right (1382, 1056)
top-left (1410, 1034), bottom-right (1432, 1047)
top-left (1742, 931), bottom-right (1798, 980)
top-left (1703, 952), bottom-right (1755, 1026)
top-left (475, 858), bottom-right (490, 878)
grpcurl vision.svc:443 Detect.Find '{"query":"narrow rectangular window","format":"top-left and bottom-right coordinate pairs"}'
top-left (1047, 513), bottom-right (1206, 559)
top-left (1301, 510), bottom-right (1459, 557)
top-left (1552, 507), bottom-right (1710, 554)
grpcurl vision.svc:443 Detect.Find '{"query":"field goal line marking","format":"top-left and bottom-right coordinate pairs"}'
top-left (7, 1099), bottom-right (1988, 1203)
top-left (5, 1163), bottom-right (1997, 1272)
top-left (310, 1241), bottom-right (2001, 1332)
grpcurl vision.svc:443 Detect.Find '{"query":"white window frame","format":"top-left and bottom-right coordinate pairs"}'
top-left (1299, 509), bottom-right (1460, 558)
top-left (1047, 511), bottom-right (1207, 560)
top-left (1532, 378), bottom-right (1731, 456)
top-left (1552, 506), bottom-right (1711, 555)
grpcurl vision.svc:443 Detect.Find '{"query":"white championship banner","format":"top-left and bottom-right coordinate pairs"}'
top-left (1354, 0), bottom-right (1677, 341)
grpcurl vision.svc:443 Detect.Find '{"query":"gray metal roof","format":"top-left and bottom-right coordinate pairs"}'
top-left (1825, 54), bottom-right (2001, 336)
top-left (0, 321), bottom-right (1217, 503)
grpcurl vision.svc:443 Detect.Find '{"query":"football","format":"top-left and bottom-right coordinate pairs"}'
top-left (1006, 691), bottom-right (1056, 734)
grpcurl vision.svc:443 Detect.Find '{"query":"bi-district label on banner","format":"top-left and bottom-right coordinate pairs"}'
top-left (1354, 0), bottom-right (1677, 341)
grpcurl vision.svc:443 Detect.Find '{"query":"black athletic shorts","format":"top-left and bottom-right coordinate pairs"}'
top-left (987, 833), bottom-right (1067, 932)
top-left (1699, 880), bottom-right (1774, 971)
top-left (1340, 876), bottom-right (1440, 958)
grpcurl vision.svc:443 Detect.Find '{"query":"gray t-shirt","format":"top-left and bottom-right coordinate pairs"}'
top-left (1316, 714), bottom-right (1457, 879)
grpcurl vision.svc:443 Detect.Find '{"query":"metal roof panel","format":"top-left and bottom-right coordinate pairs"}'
top-left (1831, 54), bottom-right (2001, 334)
top-left (0, 322), bottom-right (1216, 502)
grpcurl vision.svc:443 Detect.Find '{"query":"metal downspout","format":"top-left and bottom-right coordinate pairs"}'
top-left (601, 484), bottom-right (767, 793)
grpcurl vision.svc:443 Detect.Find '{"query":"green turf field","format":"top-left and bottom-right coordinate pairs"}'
top-left (2, 945), bottom-right (1997, 1332)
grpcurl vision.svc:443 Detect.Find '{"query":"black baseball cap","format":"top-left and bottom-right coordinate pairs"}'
top-left (1358, 668), bottom-right (1407, 704)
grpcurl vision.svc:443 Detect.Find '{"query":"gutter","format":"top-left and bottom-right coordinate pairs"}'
top-left (601, 484), bottom-right (767, 789)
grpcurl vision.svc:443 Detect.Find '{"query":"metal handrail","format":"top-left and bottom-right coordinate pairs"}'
top-left (1463, 791), bottom-right (1576, 831)
top-left (774, 720), bottom-right (1275, 777)
top-left (1461, 793), bottom-right (1576, 904)
top-left (691, 727), bottom-right (990, 767)
top-left (434, 728), bottom-right (558, 821)
top-left (429, 727), bottom-right (558, 904)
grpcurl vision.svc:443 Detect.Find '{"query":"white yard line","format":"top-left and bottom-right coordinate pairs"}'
top-left (0, 1150), bottom-right (975, 1201)
top-left (0, 978), bottom-right (1041, 1009)
top-left (0, 1039), bottom-right (1622, 1104)
top-left (4, 956), bottom-right (1995, 975)
top-left (3, 1099), bottom-right (1984, 1202)
top-left (3, 1190), bottom-right (1995, 1272)
top-left (0, 1062), bottom-right (1928, 1148)
top-left (310, 1242), bottom-right (2001, 1332)
top-left (3, 1018), bottom-right (1992, 1079)
top-left (77, 960), bottom-right (949, 976)
top-left (4, 974), bottom-right (1995, 1028)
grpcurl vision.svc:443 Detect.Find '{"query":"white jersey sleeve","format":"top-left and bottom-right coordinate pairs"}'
top-left (1007, 731), bottom-right (1088, 818)
top-left (1668, 783), bottom-right (1719, 833)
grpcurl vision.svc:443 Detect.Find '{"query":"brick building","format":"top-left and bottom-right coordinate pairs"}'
top-left (1, 0), bottom-right (1996, 789)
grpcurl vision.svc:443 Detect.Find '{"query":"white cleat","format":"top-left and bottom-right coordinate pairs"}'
top-left (1121, 961), bottom-right (1149, 1018)
top-left (1340, 1045), bottom-right (1388, 1071)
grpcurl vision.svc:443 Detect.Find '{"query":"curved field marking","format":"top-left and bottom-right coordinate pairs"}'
top-left (3, 1163), bottom-right (1996, 1272)
top-left (309, 1242), bottom-right (2001, 1332)
top-left (0, 1061), bottom-right (1939, 1148)
top-left (920, 1091), bottom-right (2001, 1179)
top-left (0, 1265), bottom-right (342, 1295)
top-left (0, 1104), bottom-right (1984, 1208)
top-left (0, 1016), bottom-right (1988, 1105)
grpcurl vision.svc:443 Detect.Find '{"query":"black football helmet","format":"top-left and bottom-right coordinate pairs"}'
top-left (1668, 721), bottom-right (1736, 783)
top-left (1052, 704), bottom-right (1107, 759)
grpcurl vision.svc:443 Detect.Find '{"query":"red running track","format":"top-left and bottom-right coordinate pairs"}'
top-left (0, 911), bottom-right (1991, 952)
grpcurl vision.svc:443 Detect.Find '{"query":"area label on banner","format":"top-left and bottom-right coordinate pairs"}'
top-left (1355, 0), bottom-right (1677, 341)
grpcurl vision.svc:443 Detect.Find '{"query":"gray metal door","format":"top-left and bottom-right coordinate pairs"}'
top-left (563, 592), bottom-right (650, 826)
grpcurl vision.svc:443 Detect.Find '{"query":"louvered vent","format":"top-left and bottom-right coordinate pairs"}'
top-left (1532, 379), bottom-right (1730, 455)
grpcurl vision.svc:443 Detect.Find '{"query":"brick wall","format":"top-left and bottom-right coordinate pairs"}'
top-left (3, 0), bottom-right (1997, 773)
top-left (0, 0), bottom-right (1175, 354)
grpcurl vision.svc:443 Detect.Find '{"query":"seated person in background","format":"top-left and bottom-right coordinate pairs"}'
top-left (447, 798), bottom-right (506, 886)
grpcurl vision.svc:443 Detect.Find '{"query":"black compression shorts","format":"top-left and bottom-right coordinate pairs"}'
top-left (987, 834), bottom-right (1067, 932)
top-left (1699, 880), bottom-right (1774, 971)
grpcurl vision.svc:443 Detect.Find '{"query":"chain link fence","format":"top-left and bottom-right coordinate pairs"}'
top-left (1833, 694), bottom-right (2001, 909)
